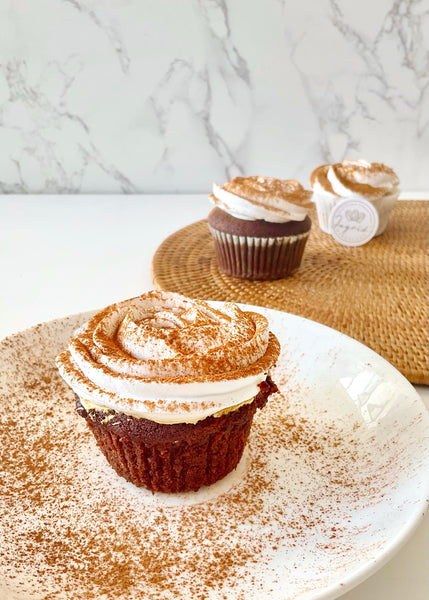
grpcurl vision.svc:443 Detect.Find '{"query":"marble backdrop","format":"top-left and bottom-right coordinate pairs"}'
top-left (0, 0), bottom-right (427, 194)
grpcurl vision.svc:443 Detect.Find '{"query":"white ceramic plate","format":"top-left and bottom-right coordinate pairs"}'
top-left (1, 306), bottom-right (428, 600)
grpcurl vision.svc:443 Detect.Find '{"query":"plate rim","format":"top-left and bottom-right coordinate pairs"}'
top-left (1, 304), bottom-right (428, 600)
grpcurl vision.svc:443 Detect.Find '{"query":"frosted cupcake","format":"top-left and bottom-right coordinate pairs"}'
top-left (56, 291), bottom-right (280, 493)
top-left (310, 159), bottom-right (400, 235)
top-left (208, 176), bottom-right (313, 280)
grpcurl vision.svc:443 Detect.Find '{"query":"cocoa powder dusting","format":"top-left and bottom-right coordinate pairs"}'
top-left (1, 315), bottom-right (428, 600)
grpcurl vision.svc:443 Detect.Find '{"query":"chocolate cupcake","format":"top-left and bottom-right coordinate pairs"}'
top-left (310, 159), bottom-right (400, 235)
top-left (56, 291), bottom-right (280, 493)
top-left (208, 176), bottom-right (313, 280)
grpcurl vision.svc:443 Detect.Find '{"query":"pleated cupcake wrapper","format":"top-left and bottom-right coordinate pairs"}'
top-left (312, 196), bottom-right (335, 233)
top-left (313, 193), bottom-right (399, 236)
top-left (210, 228), bottom-right (310, 280)
top-left (85, 412), bottom-right (253, 493)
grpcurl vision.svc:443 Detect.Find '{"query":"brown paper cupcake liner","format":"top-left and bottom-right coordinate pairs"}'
top-left (209, 228), bottom-right (310, 280)
top-left (75, 379), bottom-right (278, 493)
top-left (85, 417), bottom-right (252, 493)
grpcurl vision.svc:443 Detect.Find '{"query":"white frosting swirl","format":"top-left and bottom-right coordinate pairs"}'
top-left (56, 291), bottom-right (280, 424)
top-left (310, 160), bottom-right (400, 201)
top-left (211, 176), bottom-right (312, 223)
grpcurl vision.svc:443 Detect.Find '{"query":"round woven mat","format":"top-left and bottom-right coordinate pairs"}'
top-left (152, 201), bottom-right (429, 384)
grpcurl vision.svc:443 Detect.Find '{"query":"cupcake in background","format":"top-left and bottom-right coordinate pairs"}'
top-left (208, 175), bottom-right (313, 280)
top-left (310, 160), bottom-right (400, 235)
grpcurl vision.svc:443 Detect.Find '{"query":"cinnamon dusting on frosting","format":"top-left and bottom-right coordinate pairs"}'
top-left (309, 164), bottom-right (338, 196)
top-left (55, 291), bottom-right (280, 423)
top-left (310, 160), bottom-right (400, 200)
top-left (211, 175), bottom-right (312, 223)
top-left (224, 176), bottom-right (313, 208)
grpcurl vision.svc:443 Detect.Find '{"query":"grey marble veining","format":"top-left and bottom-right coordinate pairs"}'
top-left (0, 0), bottom-right (427, 194)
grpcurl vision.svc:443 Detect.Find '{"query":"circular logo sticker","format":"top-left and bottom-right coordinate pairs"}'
top-left (328, 199), bottom-right (379, 246)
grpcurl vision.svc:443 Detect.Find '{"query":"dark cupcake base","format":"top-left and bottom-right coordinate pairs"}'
top-left (75, 377), bottom-right (278, 493)
top-left (208, 208), bottom-right (311, 281)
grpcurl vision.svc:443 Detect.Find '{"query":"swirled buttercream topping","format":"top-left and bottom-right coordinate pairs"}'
top-left (56, 291), bottom-right (280, 424)
top-left (310, 160), bottom-right (400, 201)
top-left (210, 176), bottom-right (313, 223)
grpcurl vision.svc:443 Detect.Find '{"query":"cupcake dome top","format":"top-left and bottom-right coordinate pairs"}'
top-left (211, 175), bottom-right (313, 223)
top-left (56, 291), bottom-right (280, 423)
top-left (310, 160), bottom-right (400, 200)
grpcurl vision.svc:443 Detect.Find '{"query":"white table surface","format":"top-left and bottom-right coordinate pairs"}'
top-left (1, 194), bottom-right (428, 600)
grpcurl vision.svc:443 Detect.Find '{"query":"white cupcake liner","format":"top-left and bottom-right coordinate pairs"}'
top-left (313, 192), bottom-right (399, 236)
top-left (371, 194), bottom-right (399, 235)
top-left (313, 195), bottom-right (337, 233)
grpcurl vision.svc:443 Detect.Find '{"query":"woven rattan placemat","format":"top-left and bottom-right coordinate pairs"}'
top-left (152, 201), bottom-right (429, 384)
